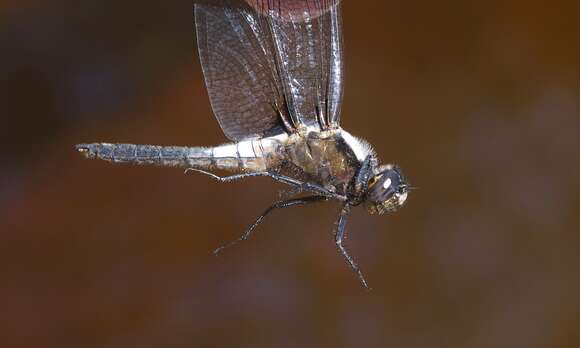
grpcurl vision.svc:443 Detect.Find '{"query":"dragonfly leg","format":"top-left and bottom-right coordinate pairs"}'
top-left (353, 155), bottom-right (378, 202)
top-left (277, 186), bottom-right (302, 199)
top-left (334, 203), bottom-right (370, 289)
top-left (185, 168), bottom-right (273, 182)
top-left (213, 195), bottom-right (328, 255)
top-left (186, 168), bottom-right (347, 201)
top-left (267, 173), bottom-right (347, 201)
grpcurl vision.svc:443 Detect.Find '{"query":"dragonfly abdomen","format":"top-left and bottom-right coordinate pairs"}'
top-left (75, 143), bottom-right (209, 168)
top-left (75, 138), bottom-right (283, 173)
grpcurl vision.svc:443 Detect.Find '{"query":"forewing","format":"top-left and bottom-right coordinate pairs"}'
top-left (194, 0), bottom-right (344, 141)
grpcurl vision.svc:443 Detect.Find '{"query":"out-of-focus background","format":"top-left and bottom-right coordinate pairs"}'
top-left (2, 1), bottom-right (579, 347)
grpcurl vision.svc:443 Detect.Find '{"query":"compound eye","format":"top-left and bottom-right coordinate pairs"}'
top-left (384, 177), bottom-right (394, 190)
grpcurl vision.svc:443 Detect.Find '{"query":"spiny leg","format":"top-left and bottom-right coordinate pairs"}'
top-left (213, 195), bottom-right (328, 255)
top-left (186, 168), bottom-right (346, 201)
top-left (334, 203), bottom-right (370, 289)
top-left (275, 176), bottom-right (346, 201)
top-left (277, 186), bottom-right (302, 200)
top-left (353, 155), bottom-right (378, 202)
top-left (185, 168), bottom-right (273, 183)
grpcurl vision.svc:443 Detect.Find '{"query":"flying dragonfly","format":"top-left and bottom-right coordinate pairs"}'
top-left (76, 0), bottom-right (411, 288)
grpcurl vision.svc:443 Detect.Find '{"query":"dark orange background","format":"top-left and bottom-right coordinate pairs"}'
top-left (2, 1), bottom-right (580, 347)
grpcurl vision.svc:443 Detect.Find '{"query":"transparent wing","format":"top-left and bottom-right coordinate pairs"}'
top-left (195, 1), bottom-right (288, 141)
top-left (194, 0), bottom-right (344, 141)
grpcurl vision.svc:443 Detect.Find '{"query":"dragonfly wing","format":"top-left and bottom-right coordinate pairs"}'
top-left (267, 0), bottom-right (344, 128)
top-left (194, 0), bottom-right (344, 141)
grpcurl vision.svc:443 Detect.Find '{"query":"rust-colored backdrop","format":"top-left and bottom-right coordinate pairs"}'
top-left (2, 1), bottom-right (579, 347)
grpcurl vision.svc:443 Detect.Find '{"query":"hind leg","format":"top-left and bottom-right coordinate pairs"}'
top-left (186, 168), bottom-right (346, 201)
top-left (213, 195), bottom-right (329, 255)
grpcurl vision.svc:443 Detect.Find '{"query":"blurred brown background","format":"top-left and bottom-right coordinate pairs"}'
top-left (2, 1), bottom-right (580, 347)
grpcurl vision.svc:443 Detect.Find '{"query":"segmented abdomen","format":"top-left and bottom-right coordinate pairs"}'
top-left (75, 136), bottom-right (287, 173)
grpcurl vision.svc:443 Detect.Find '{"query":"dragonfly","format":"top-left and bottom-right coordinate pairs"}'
top-left (76, 0), bottom-right (411, 289)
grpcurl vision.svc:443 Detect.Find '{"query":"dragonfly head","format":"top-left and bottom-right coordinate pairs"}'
top-left (365, 164), bottom-right (410, 215)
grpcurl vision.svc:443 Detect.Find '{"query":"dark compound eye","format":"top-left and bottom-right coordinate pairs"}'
top-left (381, 178), bottom-right (392, 192)
top-left (383, 171), bottom-right (401, 191)
top-left (367, 166), bottom-right (409, 205)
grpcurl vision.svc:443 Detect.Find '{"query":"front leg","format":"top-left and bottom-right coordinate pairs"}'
top-left (352, 155), bottom-right (378, 203)
top-left (334, 203), bottom-right (370, 289)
